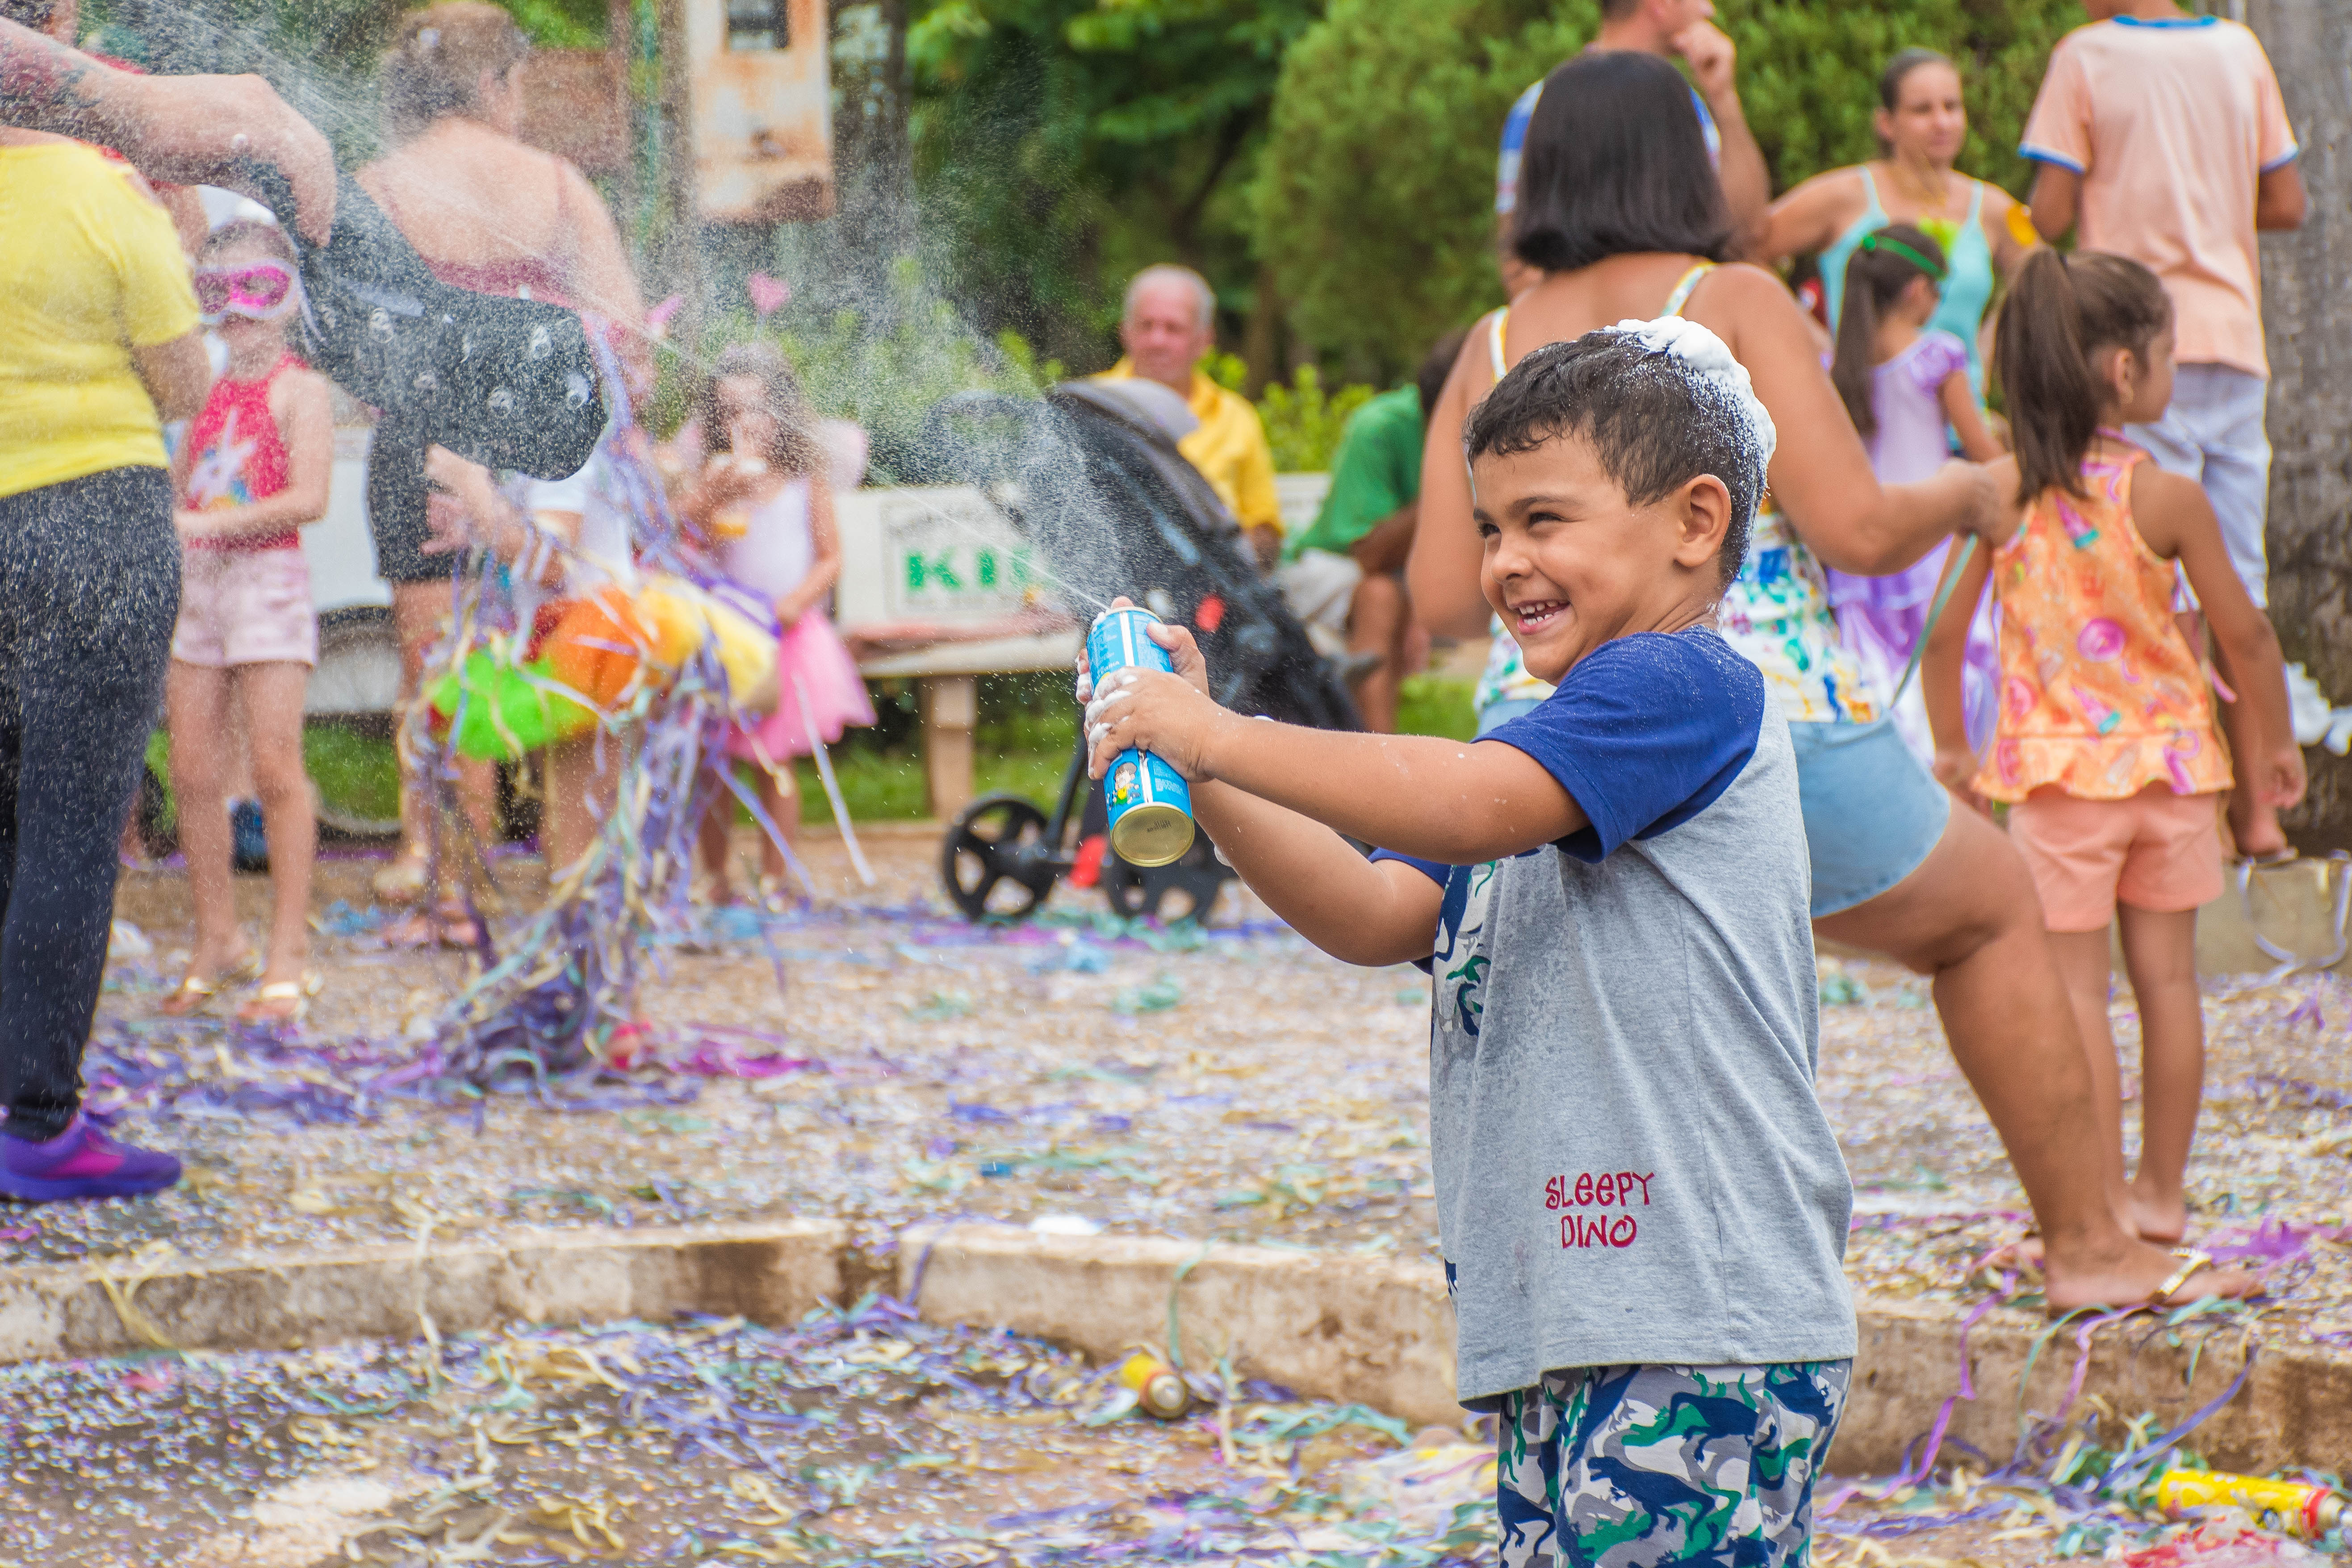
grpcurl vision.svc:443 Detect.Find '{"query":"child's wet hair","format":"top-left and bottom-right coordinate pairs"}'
top-left (1465, 330), bottom-right (1764, 586)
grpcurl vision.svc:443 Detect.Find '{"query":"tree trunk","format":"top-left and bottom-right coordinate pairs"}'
top-left (828, 0), bottom-right (915, 305)
top-left (653, 0), bottom-right (708, 347)
top-left (1243, 262), bottom-right (1281, 397)
top-left (2246, 0), bottom-right (2352, 850)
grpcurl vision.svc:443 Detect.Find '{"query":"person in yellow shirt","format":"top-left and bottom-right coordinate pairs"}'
top-left (1095, 264), bottom-right (1283, 569)
top-left (0, 130), bottom-right (209, 1202)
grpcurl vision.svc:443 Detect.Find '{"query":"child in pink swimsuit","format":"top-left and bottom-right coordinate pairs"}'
top-left (162, 221), bottom-right (335, 1024)
top-left (1925, 250), bottom-right (2302, 1250)
top-left (679, 346), bottom-right (873, 903)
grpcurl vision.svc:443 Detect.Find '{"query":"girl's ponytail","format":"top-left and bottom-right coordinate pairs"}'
top-left (1831, 223), bottom-right (1946, 440)
top-left (1994, 248), bottom-right (2096, 502)
top-left (1994, 248), bottom-right (2171, 503)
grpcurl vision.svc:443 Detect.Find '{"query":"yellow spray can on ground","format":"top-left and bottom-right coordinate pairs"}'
top-left (2155, 1469), bottom-right (2345, 1538)
top-left (1116, 1351), bottom-right (1191, 1421)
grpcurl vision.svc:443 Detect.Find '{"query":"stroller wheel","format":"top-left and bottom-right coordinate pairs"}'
top-left (1101, 837), bottom-right (1232, 925)
top-left (942, 794), bottom-right (1062, 922)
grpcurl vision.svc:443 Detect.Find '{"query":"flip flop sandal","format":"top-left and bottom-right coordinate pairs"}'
top-left (2147, 1247), bottom-right (2235, 1310)
top-left (158, 973), bottom-right (225, 1018)
top-left (157, 948), bottom-right (263, 1018)
top-left (236, 971), bottom-right (323, 1026)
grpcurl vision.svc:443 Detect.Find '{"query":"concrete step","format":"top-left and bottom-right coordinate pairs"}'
top-left (3, 1221), bottom-right (2340, 1478)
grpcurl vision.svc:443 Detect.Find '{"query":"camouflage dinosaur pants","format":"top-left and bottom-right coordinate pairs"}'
top-left (1496, 1360), bottom-right (1852, 1568)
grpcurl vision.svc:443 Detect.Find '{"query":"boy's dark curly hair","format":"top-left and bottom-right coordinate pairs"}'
top-left (1465, 330), bottom-right (1765, 587)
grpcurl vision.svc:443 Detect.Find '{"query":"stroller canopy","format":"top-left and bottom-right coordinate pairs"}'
top-left (921, 384), bottom-right (1359, 732)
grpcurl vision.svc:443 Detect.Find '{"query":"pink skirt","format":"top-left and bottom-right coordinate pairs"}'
top-left (728, 610), bottom-right (876, 763)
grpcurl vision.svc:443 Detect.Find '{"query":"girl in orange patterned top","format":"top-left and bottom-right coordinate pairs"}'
top-left (1924, 249), bottom-right (2302, 1249)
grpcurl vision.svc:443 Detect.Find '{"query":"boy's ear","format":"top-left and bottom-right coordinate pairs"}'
top-left (1671, 474), bottom-right (1734, 574)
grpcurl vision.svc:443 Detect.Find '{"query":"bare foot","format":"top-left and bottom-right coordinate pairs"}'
top-left (2042, 1236), bottom-right (2260, 1315)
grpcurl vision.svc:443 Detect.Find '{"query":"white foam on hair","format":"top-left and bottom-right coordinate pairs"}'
top-left (1607, 316), bottom-right (1777, 473)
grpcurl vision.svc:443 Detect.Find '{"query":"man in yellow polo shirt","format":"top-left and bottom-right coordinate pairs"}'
top-left (1095, 264), bottom-right (1282, 569)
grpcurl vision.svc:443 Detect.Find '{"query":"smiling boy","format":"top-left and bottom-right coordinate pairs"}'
top-left (1082, 323), bottom-right (1856, 1567)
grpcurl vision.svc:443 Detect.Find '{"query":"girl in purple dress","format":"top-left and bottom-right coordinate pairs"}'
top-left (1827, 224), bottom-right (2004, 761)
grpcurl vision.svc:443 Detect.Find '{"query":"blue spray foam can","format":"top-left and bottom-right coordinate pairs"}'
top-left (1086, 606), bottom-right (1197, 868)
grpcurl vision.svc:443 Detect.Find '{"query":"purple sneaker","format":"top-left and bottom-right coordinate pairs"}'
top-left (0, 1115), bottom-right (181, 1202)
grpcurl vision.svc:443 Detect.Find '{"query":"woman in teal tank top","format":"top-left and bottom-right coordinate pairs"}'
top-left (1761, 48), bottom-right (2034, 394)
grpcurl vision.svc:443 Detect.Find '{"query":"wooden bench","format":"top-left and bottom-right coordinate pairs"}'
top-left (833, 476), bottom-right (1337, 817)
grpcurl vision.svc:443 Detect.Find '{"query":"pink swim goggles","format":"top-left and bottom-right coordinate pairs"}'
top-left (194, 259), bottom-right (299, 322)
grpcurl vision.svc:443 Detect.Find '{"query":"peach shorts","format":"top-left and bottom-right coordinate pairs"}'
top-left (172, 546), bottom-right (317, 669)
top-left (2007, 786), bottom-right (2224, 932)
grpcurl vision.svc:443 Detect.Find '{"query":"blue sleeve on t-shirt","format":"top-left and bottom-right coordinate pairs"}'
top-left (1366, 851), bottom-right (1464, 973)
top-left (1483, 627), bottom-right (1764, 864)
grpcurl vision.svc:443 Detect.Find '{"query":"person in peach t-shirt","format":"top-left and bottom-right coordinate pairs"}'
top-left (2019, 0), bottom-right (2305, 856)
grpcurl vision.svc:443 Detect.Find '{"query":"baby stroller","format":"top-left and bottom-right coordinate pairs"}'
top-left (920, 381), bottom-right (1360, 924)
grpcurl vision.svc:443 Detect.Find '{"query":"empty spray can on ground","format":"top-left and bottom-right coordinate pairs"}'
top-left (2155, 1469), bottom-right (2345, 1538)
top-left (1117, 1350), bottom-right (1192, 1420)
top-left (1086, 605), bottom-right (1197, 867)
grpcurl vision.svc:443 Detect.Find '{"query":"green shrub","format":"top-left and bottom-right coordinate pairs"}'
top-left (1397, 675), bottom-right (1479, 742)
top-left (1256, 367), bottom-right (1377, 474)
top-left (1256, 0), bottom-right (2082, 379)
top-left (1201, 352), bottom-right (1378, 473)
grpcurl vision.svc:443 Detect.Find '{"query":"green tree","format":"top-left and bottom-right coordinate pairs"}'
top-left (1258, 0), bottom-right (2082, 380)
top-left (1253, 0), bottom-right (1583, 381)
top-left (908, 0), bottom-right (1322, 373)
top-left (1726, 0), bottom-right (2083, 201)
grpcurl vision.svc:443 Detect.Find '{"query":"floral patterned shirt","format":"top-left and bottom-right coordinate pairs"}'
top-left (1974, 448), bottom-right (2230, 802)
top-left (1715, 510), bottom-right (1878, 725)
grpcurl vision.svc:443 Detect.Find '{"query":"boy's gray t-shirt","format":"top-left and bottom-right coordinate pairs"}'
top-left (1379, 627), bottom-right (1856, 1406)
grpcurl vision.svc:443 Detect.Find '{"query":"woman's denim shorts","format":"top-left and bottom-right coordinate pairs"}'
top-left (1791, 716), bottom-right (1950, 917)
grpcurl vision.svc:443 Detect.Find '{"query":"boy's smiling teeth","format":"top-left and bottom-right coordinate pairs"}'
top-left (1511, 598), bottom-right (1567, 630)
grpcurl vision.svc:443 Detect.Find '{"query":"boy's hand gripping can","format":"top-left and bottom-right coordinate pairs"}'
top-left (1087, 606), bottom-right (1197, 868)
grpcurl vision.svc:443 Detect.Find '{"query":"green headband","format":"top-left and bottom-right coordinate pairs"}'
top-left (1860, 232), bottom-right (1946, 282)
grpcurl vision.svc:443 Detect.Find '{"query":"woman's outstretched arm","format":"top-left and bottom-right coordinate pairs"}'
top-left (0, 21), bottom-right (335, 240)
top-left (1701, 265), bottom-right (2001, 575)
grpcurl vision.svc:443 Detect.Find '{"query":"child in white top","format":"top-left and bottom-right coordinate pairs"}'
top-left (678, 346), bottom-right (873, 901)
top-left (161, 220), bottom-right (333, 1023)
